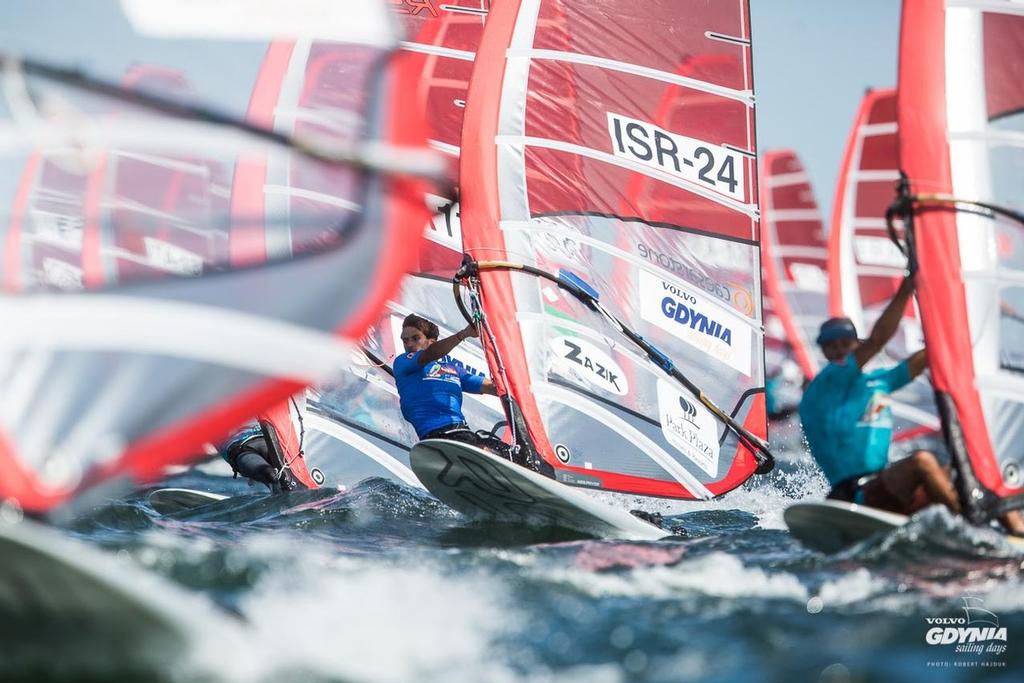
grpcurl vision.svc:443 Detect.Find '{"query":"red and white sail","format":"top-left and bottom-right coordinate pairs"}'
top-left (898, 0), bottom-right (1024, 517)
top-left (0, 0), bottom-right (435, 511)
top-left (760, 149), bottom-right (827, 386)
top-left (303, 2), bottom-right (507, 489)
top-left (829, 86), bottom-right (940, 439)
top-left (460, 0), bottom-right (765, 499)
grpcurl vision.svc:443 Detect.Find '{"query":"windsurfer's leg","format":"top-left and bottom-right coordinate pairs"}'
top-left (226, 437), bottom-right (281, 492)
top-left (998, 510), bottom-right (1024, 536)
top-left (870, 450), bottom-right (961, 515)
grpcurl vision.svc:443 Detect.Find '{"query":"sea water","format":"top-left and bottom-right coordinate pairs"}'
top-left (4, 426), bottom-right (1023, 683)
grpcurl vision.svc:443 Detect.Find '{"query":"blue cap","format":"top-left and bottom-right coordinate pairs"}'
top-left (816, 317), bottom-right (858, 346)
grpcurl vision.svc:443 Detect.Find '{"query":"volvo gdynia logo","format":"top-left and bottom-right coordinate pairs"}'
top-left (924, 595), bottom-right (1008, 670)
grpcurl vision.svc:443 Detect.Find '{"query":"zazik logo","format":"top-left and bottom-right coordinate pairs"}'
top-left (550, 336), bottom-right (628, 396)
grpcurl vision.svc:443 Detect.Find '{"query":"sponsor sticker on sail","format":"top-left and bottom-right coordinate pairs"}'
top-left (656, 379), bottom-right (720, 476)
top-left (549, 336), bottom-right (628, 396)
top-left (607, 112), bottom-right (746, 201)
top-left (638, 269), bottom-right (752, 376)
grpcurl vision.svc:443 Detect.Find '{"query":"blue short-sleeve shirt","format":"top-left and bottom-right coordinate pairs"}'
top-left (799, 353), bottom-right (912, 486)
top-left (393, 350), bottom-right (486, 438)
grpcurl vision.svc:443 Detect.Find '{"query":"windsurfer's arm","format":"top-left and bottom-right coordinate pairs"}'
top-left (906, 347), bottom-right (928, 380)
top-left (854, 275), bottom-right (915, 368)
top-left (480, 379), bottom-right (498, 396)
top-left (417, 324), bottom-right (478, 366)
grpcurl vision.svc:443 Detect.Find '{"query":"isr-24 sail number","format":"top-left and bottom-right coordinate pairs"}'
top-left (607, 112), bottom-right (746, 201)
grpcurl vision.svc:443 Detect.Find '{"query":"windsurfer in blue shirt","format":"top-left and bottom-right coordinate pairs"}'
top-left (394, 313), bottom-right (505, 451)
top-left (799, 276), bottom-right (960, 515)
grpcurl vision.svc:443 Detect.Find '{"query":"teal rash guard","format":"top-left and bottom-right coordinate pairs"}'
top-left (799, 352), bottom-right (912, 486)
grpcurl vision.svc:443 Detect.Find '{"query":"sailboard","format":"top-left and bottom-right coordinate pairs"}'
top-left (0, 515), bottom-right (241, 662)
top-left (759, 149), bottom-right (828, 418)
top-left (785, 500), bottom-right (1024, 554)
top-left (891, 0), bottom-right (1024, 526)
top-left (827, 87), bottom-right (940, 441)
top-left (453, 0), bottom-right (772, 503)
top-left (411, 439), bottom-right (666, 540)
top-left (0, 0), bottom-right (441, 514)
top-left (148, 487), bottom-right (228, 515)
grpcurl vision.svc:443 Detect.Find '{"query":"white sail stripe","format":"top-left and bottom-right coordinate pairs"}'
top-left (947, 0), bottom-right (1024, 16)
top-left (106, 199), bottom-right (216, 236)
top-left (963, 269), bottom-right (1024, 287)
top-left (774, 245), bottom-right (828, 258)
top-left (768, 209), bottom-right (822, 222)
top-left (501, 219), bottom-right (763, 331)
top-left (0, 296), bottom-right (353, 381)
top-left (122, 0), bottom-right (398, 46)
top-left (23, 233), bottom-right (81, 250)
top-left (506, 49), bottom-right (754, 105)
top-left (852, 218), bottom-right (891, 230)
top-left (263, 184), bottom-right (360, 211)
top-left (496, 135), bottom-right (759, 220)
top-left (305, 413), bottom-right (423, 489)
top-left (851, 169), bottom-right (900, 182)
top-left (855, 265), bottom-right (906, 277)
top-left (948, 129), bottom-right (1024, 146)
top-left (858, 122), bottom-right (898, 137)
top-left (765, 171), bottom-right (810, 188)
top-left (535, 382), bottom-right (715, 499)
top-left (111, 150), bottom-right (211, 176)
top-left (399, 41), bottom-right (476, 61)
top-left (427, 140), bottom-right (461, 157)
top-left (890, 401), bottom-right (942, 430)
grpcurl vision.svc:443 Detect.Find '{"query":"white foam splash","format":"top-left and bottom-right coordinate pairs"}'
top-left (214, 550), bottom-right (522, 683)
top-left (535, 551), bottom-right (808, 603)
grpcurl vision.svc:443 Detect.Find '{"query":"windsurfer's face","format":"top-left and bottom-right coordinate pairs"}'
top-left (401, 326), bottom-right (433, 353)
top-left (822, 337), bottom-right (859, 362)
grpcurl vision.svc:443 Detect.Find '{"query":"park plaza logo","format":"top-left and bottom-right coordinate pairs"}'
top-left (924, 596), bottom-right (1007, 656)
top-left (656, 379), bottom-right (720, 477)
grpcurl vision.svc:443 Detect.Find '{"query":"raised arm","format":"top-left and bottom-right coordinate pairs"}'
top-left (417, 324), bottom-right (478, 366)
top-left (854, 275), bottom-right (916, 368)
top-left (906, 347), bottom-right (928, 380)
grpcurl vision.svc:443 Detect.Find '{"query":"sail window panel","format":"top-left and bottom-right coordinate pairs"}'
top-left (515, 272), bottom-right (758, 430)
top-left (534, 0), bottom-right (750, 94)
top-left (985, 394), bottom-right (1024, 490)
top-left (508, 214), bottom-right (760, 324)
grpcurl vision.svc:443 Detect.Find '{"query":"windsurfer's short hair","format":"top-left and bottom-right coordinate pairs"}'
top-left (402, 314), bottom-right (439, 340)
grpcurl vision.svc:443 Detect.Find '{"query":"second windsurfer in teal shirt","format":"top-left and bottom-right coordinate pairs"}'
top-left (800, 276), bottom-right (958, 515)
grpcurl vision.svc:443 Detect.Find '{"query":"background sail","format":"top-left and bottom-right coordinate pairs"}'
top-left (461, 0), bottom-right (765, 499)
top-left (303, 2), bottom-right (505, 489)
top-left (828, 86), bottom-right (940, 439)
top-left (0, 0), bottom-right (434, 511)
top-left (898, 0), bottom-right (1024, 515)
top-left (759, 149), bottom-right (827, 417)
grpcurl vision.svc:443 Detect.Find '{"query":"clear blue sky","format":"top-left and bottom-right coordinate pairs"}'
top-left (751, 0), bottom-right (901, 225)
